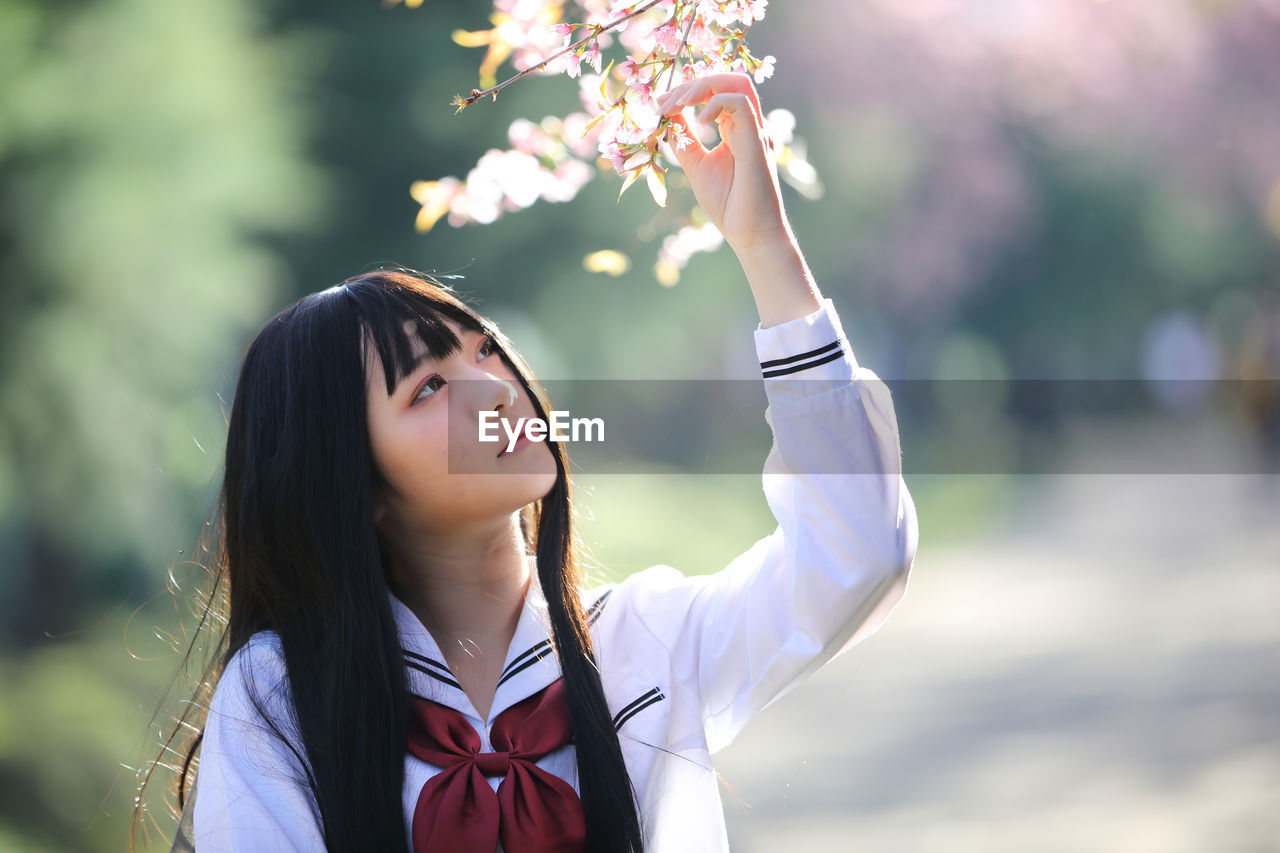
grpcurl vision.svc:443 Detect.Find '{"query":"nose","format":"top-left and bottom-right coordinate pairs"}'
top-left (490, 375), bottom-right (518, 412)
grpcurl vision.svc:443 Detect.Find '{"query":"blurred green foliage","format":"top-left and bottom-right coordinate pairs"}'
top-left (0, 0), bottom-right (328, 645)
top-left (1, 0), bottom-right (1278, 849)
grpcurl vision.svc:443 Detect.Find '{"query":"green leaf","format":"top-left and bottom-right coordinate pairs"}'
top-left (582, 109), bottom-right (611, 135)
top-left (600, 58), bottom-right (614, 100)
top-left (617, 167), bottom-right (642, 202)
top-left (645, 163), bottom-right (667, 207)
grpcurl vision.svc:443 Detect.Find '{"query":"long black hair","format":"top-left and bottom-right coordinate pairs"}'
top-left (132, 268), bottom-right (644, 851)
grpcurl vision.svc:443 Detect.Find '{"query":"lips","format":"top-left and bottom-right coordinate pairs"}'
top-left (498, 432), bottom-right (532, 458)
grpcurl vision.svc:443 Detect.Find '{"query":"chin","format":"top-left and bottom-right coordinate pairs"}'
top-left (494, 444), bottom-right (558, 506)
top-left (500, 466), bottom-right (559, 511)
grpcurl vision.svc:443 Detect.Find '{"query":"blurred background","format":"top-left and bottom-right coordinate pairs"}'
top-left (1, 0), bottom-right (1278, 849)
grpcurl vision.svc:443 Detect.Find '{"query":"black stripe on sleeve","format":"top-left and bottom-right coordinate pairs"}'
top-left (759, 339), bottom-right (841, 369)
top-left (586, 588), bottom-right (614, 625)
top-left (761, 348), bottom-right (844, 378)
top-left (613, 688), bottom-right (666, 730)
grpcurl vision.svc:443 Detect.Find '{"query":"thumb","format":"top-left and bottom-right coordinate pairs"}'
top-left (661, 112), bottom-right (708, 173)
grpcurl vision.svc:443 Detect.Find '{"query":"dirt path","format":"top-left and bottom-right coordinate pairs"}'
top-left (715, 467), bottom-right (1280, 852)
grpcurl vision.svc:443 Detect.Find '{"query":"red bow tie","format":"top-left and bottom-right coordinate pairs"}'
top-left (407, 677), bottom-right (586, 853)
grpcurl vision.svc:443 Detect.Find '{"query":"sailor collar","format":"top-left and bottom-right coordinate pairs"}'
top-left (387, 556), bottom-right (612, 727)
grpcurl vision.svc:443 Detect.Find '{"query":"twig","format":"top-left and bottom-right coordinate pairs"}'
top-left (660, 4), bottom-right (698, 96)
top-left (451, 0), bottom-right (671, 112)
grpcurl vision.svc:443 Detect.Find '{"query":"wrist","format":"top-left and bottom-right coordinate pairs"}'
top-left (733, 234), bottom-right (822, 329)
top-left (728, 225), bottom-right (797, 263)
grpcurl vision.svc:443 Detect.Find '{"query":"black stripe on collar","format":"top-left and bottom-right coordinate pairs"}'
top-left (496, 642), bottom-right (556, 688)
top-left (404, 658), bottom-right (461, 690)
top-left (500, 639), bottom-right (553, 680)
top-left (404, 649), bottom-right (451, 674)
top-left (496, 588), bottom-right (615, 686)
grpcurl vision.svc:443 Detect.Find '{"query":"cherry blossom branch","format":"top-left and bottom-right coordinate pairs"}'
top-left (732, 24), bottom-right (750, 62)
top-left (413, 0), bottom-right (806, 285)
top-left (450, 0), bottom-right (670, 113)
top-left (656, 6), bottom-right (698, 96)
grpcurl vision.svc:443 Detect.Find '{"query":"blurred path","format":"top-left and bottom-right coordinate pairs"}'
top-left (716, 439), bottom-right (1280, 851)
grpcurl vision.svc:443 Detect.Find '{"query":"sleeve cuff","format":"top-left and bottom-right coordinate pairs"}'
top-left (753, 297), bottom-right (858, 384)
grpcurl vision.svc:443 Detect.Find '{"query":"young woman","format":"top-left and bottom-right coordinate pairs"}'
top-left (141, 72), bottom-right (919, 852)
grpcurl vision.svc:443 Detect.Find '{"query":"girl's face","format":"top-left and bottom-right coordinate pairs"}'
top-left (364, 317), bottom-right (558, 540)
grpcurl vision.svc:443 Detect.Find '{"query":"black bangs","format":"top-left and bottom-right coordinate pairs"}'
top-left (339, 274), bottom-right (489, 396)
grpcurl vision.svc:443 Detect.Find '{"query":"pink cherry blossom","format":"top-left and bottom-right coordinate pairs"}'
top-left (617, 58), bottom-right (642, 84)
top-left (651, 21), bottom-right (683, 54)
top-left (665, 121), bottom-right (694, 151)
top-left (753, 54), bottom-right (775, 83)
top-left (507, 117), bottom-right (550, 155)
top-left (680, 61), bottom-right (707, 84)
top-left (627, 100), bottom-right (662, 136)
top-left (576, 72), bottom-right (606, 111)
top-left (656, 220), bottom-right (725, 284)
top-left (413, 0), bottom-right (810, 285)
top-left (632, 80), bottom-right (656, 107)
top-left (560, 111), bottom-right (605, 159)
top-left (687, 16), bottom-right (723, 55)
top-left (698, 0), bottom-right (768, 28)
top-left (546, 159), bottom-right (594, 201)
top-left (762, 108), bottom-right (795, 147)
top-left (600, 139), bottom-right (629, 171)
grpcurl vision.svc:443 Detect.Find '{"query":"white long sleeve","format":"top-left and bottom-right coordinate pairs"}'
top-left (608, 296), bottom-right (919, 753)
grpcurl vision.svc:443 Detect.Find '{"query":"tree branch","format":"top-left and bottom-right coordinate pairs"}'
top-left (451, 0), bottom-right (672, 112)
top-left (659, 4), bottom-right (698, 96)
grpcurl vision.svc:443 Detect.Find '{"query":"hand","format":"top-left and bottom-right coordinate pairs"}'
top-left (656, 72), bottom-right (793, 257)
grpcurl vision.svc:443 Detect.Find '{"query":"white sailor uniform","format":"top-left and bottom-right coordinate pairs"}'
top-left (190, 296), bottom-right (919, 852)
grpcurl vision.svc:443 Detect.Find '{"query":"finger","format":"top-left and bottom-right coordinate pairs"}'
top-left (660, 111), bottom-right (709, 171)
top-left (693, 92), bottom-right (768, 157)
top-left (656, 72), bottom-right (763, 118)
top-left (683, 72), bottom-right (763, 115)
top-left (696, 92), bottom-right (758, 126)
top-left (655, 84), bottom-right (691, 115)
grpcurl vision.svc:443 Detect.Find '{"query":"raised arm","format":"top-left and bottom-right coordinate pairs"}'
top-left (605, 74), bottom-right (922, 753)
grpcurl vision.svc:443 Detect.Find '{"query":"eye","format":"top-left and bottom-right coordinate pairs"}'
top-left (410, 336), bottom-right (495, 405)
top-left (412, 374), bottom-right (446, 405)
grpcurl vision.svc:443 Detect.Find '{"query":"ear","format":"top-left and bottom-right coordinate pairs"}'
top-left (371, 492), bottom-right (391, 529)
